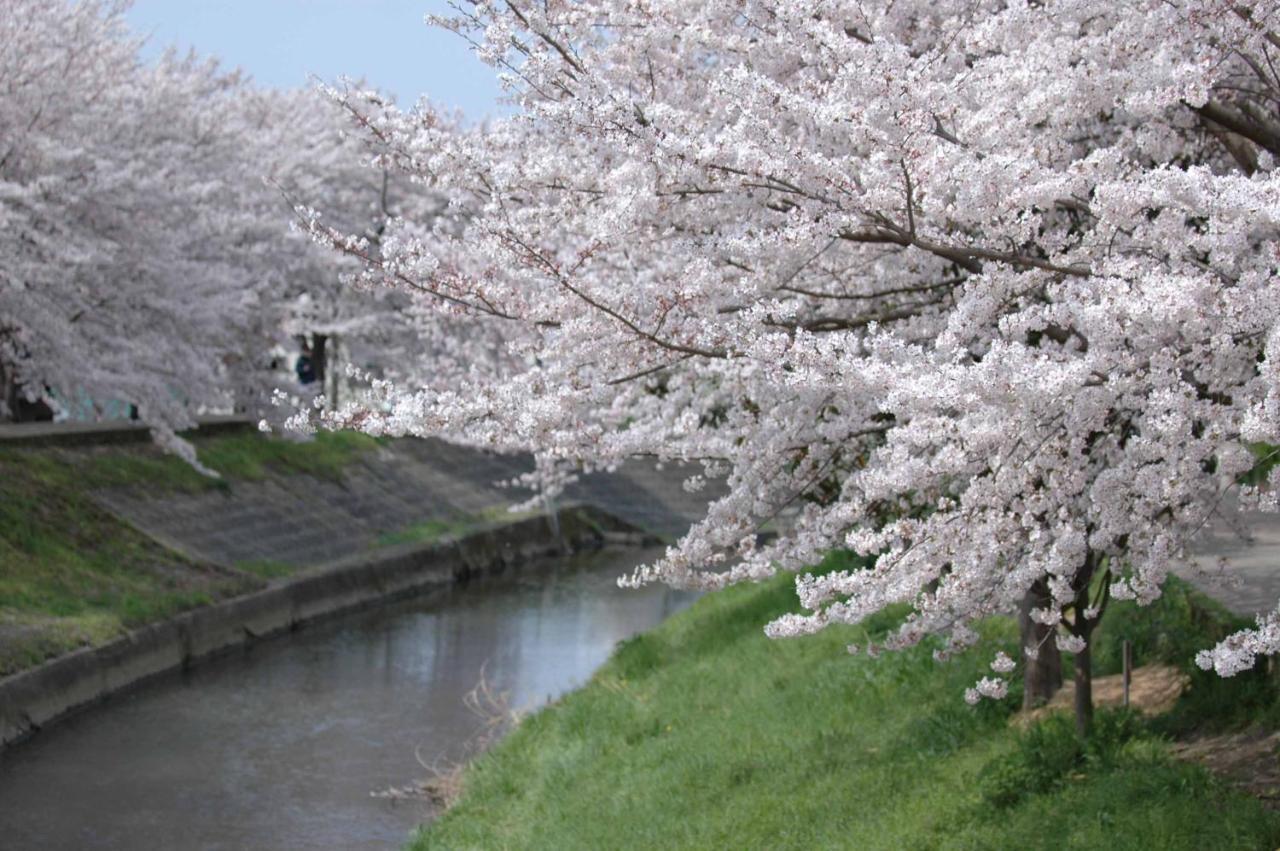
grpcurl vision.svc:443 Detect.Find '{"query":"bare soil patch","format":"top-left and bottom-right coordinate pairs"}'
top-left (1016, 663), bottom-right (1190, 726)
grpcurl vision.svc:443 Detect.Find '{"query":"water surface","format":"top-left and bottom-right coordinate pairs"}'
top-left (0, 547), bottom-right (690, 850)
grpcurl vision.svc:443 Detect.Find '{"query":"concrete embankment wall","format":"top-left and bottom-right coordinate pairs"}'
top-left (50, 423), bottom-right (722, 571)
top-left (0, 506), bottom-right (648, 749)
top-left (0, 414), bottom-right (254, 448)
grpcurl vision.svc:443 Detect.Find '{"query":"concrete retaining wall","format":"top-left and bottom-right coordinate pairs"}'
top-left (0, 505), bottom-right (651, 749)
top-left (0, 415), bottom-right (254, 448)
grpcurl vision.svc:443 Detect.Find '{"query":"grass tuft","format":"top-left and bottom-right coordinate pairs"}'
top-left (375, 507), bottom-right (542, 549)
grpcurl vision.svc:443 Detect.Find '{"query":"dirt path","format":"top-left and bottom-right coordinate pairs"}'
top-left (1171, 730), bottom-right (1280, 807)
top-left (1015, 664), bottom-right (1189, 727)
top-left (1017, 664), bottom-right (1280, 809)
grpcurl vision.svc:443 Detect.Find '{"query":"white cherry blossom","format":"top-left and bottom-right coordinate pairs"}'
top-left (301, 0), bottom-right (1280, 714)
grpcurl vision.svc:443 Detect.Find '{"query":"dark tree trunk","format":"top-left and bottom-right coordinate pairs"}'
top-left (3, 369), bottom-right (53, 422)
top-left (1070, 548), bottom-right (1103, 737)
top-left (16, 397), bottom-right (54, 422)
top-left (312, 334), bottom-right (328, 386)
top-left (0, 359), bottom-right (12, 422)
top-left (1074, 638), bottom-right (1094, 737)
top-left (1019, 578), bottom-right (1064, 709)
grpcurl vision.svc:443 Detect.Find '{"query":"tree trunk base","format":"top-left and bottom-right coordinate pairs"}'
top-left (1019, 579), bottom-right (1064, 709)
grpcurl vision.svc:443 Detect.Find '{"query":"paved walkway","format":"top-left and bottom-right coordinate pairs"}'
top-left (1187, 504), bottom-right (1280, 617)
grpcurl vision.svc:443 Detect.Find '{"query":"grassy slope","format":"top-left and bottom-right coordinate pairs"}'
top-left (0, 430), bottom-right (378, 674)
top-left (415, 555), bottom-right (1280, 850)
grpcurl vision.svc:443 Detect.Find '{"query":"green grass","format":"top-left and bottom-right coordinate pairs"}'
top-left (0, 429), bottom-right (380, 496)
top-left (234, 559), bottom-right (299, 580)
top-left (0, 447), bottom-right (251, 675)
top-left (0, 609), bottom-right (128, 673)
top-left (413, 553), bottom-right (1280, 850)
top-left (378, 517), bottom-right (478, 548)
top-left (190, 430), bottom-right (381, 483)
top-left (72, 429), bottom-right (380, 491)
top-left (376, 507), bottom-right (542, 548)
top-left (0, 429), bottom-right (380, 674)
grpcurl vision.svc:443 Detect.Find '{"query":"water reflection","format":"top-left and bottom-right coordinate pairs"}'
top-left (0, 547), bottom-right (690, 850)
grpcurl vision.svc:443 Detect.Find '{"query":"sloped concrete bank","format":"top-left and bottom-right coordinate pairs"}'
top-left (0, 414), bottom-right (254, 448)
top-left (0, 505), bottom-right (651, 749)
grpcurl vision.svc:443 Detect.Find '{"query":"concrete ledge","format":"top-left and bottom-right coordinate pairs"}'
top-left (0, 415), bottom-right (254, 448)
top-left (0, 504), bottom-right (652, 749)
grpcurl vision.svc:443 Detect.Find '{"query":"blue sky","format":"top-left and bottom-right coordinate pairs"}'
top-left (125, 0), bottom-right (505, 121)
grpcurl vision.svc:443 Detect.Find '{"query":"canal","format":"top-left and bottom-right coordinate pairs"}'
top-left (0, 547), bottom-right (692, 850)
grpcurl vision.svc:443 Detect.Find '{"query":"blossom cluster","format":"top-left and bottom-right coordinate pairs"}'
top-left (300, 1), bottom-right (1280, 684)
top-left (0, 1), bottom-right (428, 460)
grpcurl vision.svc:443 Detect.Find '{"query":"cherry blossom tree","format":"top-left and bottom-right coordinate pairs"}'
top-left (0, 0), bottom-right (419, 463)
top-left (313, 1), bottom-right (1280, 732)
top-left (0, 0), bottom-right (274, 460)
top-left (240, 85), bottom-right (431, 413)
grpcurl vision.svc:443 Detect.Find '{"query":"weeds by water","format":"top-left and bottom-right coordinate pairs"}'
top-left (373, 663), bottom-right (526, 811)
